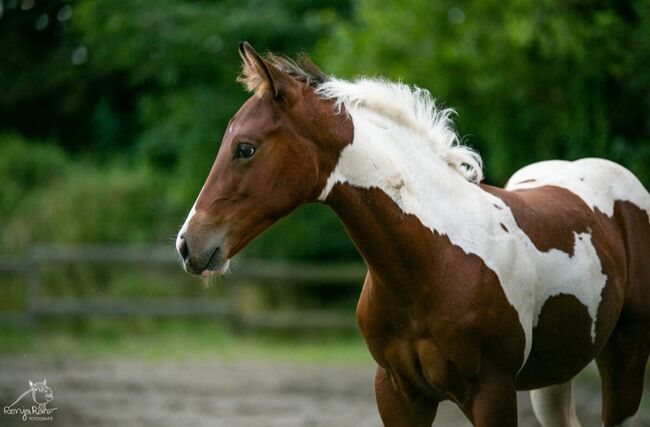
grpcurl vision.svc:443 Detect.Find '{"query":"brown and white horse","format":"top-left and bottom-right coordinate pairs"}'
top-left (176, 42), bottom-right (650, 427)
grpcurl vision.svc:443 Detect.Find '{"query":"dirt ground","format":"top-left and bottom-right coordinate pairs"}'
top-left (1, 357), bottom-right (649, 427)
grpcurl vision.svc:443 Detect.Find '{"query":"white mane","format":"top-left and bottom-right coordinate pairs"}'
top-left (316, 78), bottom-right (483, 183)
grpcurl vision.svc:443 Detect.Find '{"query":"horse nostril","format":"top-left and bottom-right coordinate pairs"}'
top-left (179, 239), bottom-right (189, 261)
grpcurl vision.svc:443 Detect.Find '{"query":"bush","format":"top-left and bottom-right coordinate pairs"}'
top-left (0, 135), bottom-right (68, 222)
top-left (2, 164), bottom-right (183, 252)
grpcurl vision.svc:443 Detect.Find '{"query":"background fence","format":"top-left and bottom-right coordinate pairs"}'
top-left (0, 245), bottom-right (367, 330)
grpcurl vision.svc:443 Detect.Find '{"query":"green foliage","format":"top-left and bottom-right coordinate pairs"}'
top-left (67, 0), bottom-right (349, 192)
top-left (2, 165), bottom-right (181, 251)
top-left (0, 135), bottom-right (68, 222)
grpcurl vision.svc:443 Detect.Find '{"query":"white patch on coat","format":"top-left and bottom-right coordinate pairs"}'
top-left (506, 158), bottom-right (650, 218)
top-left (177, 182), bottom-right (208, 254)
top-left (315, 80), bottom-right (650, 368)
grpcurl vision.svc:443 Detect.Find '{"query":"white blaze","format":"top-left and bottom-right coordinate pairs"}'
top-left (177, 181), bottom-right (208, 253)
top-left (176, 202), bottom-right (196, 252)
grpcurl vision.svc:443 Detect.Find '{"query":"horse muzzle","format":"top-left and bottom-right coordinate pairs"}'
top-left (176, 231), bottom-right (230, 277)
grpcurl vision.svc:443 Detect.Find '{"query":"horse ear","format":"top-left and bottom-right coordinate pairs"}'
top-left (43, 379), bottom-right (47, 386)
top-left (29, 380), bottom-right (34, 388)
top-left (238, 41), bottom-right (283, 98)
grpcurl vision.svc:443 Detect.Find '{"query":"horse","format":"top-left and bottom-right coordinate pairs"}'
top-left (176, 42), bottom-right (650, 426)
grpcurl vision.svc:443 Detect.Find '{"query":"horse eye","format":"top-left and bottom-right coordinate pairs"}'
top-left (234, 143), bottom-right (256, 159)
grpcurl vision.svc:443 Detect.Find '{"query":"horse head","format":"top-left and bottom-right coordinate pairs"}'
top-left (176, 42), bottom-right (352, 276)
top-left (29, 379), bottom-right (53, 405)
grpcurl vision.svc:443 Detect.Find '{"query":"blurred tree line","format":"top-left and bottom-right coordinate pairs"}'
top-left (1, 0), bottom-right (648, 260)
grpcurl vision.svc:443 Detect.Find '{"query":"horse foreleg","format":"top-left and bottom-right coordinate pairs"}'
top-left (462, 370), bottom-right (518, 427)
top-left (374, 366), bottom-right (438, 427)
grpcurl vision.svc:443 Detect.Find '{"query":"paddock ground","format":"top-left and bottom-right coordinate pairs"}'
top-left (1, 357), bottom-right (649, 427)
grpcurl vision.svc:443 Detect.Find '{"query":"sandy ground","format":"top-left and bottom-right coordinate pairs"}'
top-left (1, 357), bottom-right (649, 427)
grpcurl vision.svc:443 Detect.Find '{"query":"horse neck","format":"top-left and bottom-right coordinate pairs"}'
top-left (326, 185), bottom-right (441, 288)
top-left (322, 108), bottom-right (491, 300)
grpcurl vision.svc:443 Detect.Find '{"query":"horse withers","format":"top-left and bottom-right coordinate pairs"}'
top-left (176, 42), bottom-right (650, 427)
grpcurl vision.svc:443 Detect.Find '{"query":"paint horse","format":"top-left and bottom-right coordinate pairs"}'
top-left (176, 42), bottom-right (650, 426)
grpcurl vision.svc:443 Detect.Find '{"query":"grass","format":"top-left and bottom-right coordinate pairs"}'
top-left (0, 319), bottom-right (374, 366)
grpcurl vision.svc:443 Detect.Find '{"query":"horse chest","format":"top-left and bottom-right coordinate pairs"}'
top-left (364, 326), bottom-right (483, 404)
top-left (357, 280), bottom-right (485, 402)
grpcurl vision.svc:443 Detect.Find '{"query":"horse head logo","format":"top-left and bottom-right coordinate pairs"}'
top-left (4, 378), bottom-right (57, 421)
top-left (28, 379), bottom-right (54, 411)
